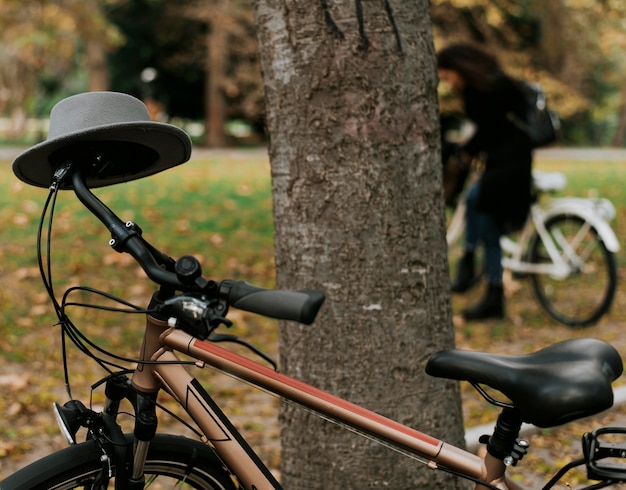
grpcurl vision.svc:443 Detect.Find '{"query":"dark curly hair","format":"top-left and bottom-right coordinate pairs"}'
top-left (437, 42), bottom-right (504, 92)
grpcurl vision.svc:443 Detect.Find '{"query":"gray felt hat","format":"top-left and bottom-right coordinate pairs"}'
top-left (12, 91), bottom-right (192, 189)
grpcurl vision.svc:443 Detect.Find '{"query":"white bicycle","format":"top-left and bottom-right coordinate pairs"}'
top-left (447, 170), bottom-right (619, 327)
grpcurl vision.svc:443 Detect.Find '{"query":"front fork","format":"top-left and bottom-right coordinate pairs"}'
top-left (110, 304), bottom-right (170, 486)
top-left (54, 300), bottom-right (169, 488)
top-left (53, 375), bottom-right (159, 490)
top-left (103, 374), bottom-right (160, 487)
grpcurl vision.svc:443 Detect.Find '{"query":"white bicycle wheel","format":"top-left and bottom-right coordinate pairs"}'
top-left (528, 213), bottom-right (617, 327)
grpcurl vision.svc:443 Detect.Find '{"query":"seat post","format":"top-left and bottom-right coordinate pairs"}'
top-left (484, 407), bottom-right (526, 465)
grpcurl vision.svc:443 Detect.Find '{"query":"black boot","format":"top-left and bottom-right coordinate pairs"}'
top-left (462, 284), bottom-right (504, 320)
top-left (450, 251), bottom-right (479, 293)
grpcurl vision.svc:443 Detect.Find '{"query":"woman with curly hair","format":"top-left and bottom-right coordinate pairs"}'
top-left (437, 42), bottom-right (533, 320)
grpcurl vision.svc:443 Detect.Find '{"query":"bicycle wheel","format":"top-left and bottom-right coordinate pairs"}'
top-left (0, 434), bottom-right (238, 489)
top-left (528, 213), bottom-right (617, 327)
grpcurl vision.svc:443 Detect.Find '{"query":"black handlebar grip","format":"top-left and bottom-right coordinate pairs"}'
top-left (221, 280), bottom-right (325, 324)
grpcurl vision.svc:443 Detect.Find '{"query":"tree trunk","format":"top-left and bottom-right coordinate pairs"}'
top-left (204, 22), bottom-right (226, 148)
top-left (85, 39), bottom-right (110, 92)
top-left (254, 1), bottom-right (466, 488)
top-left (204, 1), bottom-right (229, 147)
top-left (612, 84), bottom-right (626, 147)
top-left (81, 0), bottom-right (111, 93)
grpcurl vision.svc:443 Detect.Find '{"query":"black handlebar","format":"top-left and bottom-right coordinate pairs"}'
top-left (72, 171), bottom-right (186, 290)
top-left (220, 281), bottom-right (325, 325)
top-left (70, 170), bottom-right (325, 325)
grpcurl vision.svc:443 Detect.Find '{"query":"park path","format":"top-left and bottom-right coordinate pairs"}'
top-left (535, 146), bottom-right (626, 161)
top-left (2, 144), bottom-right (626, 163)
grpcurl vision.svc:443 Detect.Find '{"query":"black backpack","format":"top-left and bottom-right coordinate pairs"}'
top-left (509, 81), bottom-right (560, 149)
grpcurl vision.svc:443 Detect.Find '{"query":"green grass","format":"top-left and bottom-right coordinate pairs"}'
top-left (0, 150), bottom-right (275, 363)
top-left (1, 150), bottom-right (625, 351)
top-left (0, 149), bottom-right (278, 458)
top-left (3, 150), bottom-right (623, 356)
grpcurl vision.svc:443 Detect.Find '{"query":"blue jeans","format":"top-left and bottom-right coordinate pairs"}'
top-left (464, 182), bottom-right (503, 286)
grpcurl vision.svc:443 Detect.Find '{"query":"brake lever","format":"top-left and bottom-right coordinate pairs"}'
top-left (158, 294), bottom-right (231, 340)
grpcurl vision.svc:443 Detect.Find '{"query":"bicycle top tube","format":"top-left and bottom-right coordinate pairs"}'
top-left (426, 338), bottom-right (622, 428)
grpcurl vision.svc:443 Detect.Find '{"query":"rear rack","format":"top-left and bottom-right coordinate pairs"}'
top-left (583, 427), bottom-right (626, 482)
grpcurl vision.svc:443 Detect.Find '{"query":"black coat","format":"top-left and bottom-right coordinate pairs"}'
top-left (462, 74), bottom-right (533, 231)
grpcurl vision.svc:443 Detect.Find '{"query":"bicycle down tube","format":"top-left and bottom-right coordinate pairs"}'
top-left (132, 314), bottom-right (516, 490)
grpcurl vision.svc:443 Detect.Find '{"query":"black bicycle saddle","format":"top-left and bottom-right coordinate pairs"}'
top-left (426, 338), bottom-right (623, 428)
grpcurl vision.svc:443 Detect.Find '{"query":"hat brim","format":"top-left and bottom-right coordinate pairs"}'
top-left (12, 121), bottom-right (192, 189)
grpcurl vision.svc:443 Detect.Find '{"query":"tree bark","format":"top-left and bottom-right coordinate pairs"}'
top-left (205, 8), bottom-right (229, 147)
top-left (85, 39), bottom-right (110, 92)
top-left (81, 0), bottom-right (112, 93)
top-left (612, 84), bottom-right (626, 147)
top-left (254, 1), bottom-right (466, 488)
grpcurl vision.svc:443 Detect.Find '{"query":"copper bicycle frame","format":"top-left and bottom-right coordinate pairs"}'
top-left (129, 315), bottom-right (524, 490)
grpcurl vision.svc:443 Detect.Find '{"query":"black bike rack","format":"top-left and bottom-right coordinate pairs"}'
top-left (583, 426), bottom-right (626, 481)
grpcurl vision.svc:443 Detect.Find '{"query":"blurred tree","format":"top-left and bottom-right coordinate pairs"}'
top-left (522, 0), bottom-right (626, 145)
top-left (76, 0), bottom-right (121, 92)
top-left (106, 0), bottom-right (263, 146)
top-left (0, 0), bottom-right (120, 136)
top-left (432, 0), bottom-right (626, 145)
top-left (106, 0), bottom-right (205, 120)
top-left (173, 0), bottom-right (264, 146)
top-left (176, 0), bottom-right (263, 146)
top-left (556, 0), bottom-right (626, 146)
top-left (0, 0), bottom-right (120, 137)
top-left (190, 0), bottom-right (231, 146)
top-left (3, 1), bottom-right (625, 145)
